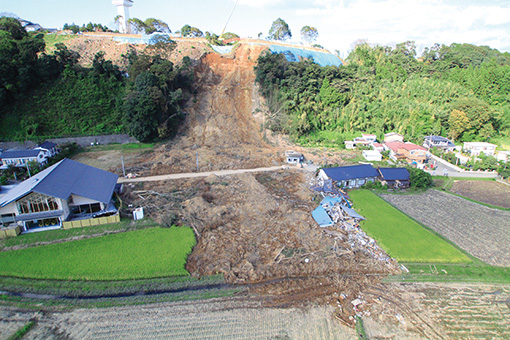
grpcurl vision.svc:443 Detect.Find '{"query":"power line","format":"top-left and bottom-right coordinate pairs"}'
top-left (221, 0), bottom-right (239, 37)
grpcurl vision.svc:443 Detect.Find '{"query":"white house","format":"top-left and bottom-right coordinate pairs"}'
top-left (0, 149), bottom-right (47, 169)
top-left (423, 136), bottom-right (456, 152)
top-left (361, 134), bottom-right (377, 143)
top-left (463, 142), bottom-right (497, 156)
top-left (384, 132), bottom-right (404, 143)
top-left (497, 150), bottom-right (510, 163)
top-left (362, 150), bottom-right (382, 162)
top-left (0, 158), bottom-right (118, 233)
top-left (33, 141), bottom-right (59, 158)
top-left (285, 151), bottom-right (304, 164)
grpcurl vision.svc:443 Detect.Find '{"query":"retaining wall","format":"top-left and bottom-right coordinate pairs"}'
top-left (62, 214), bottom-right (120, 230)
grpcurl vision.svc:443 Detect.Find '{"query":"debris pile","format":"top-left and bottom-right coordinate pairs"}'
top-left (312, 191), bottom-right (393, 263)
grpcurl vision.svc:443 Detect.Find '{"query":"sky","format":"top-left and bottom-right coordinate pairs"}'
top-left (2, 0), bottom-right (510, 57)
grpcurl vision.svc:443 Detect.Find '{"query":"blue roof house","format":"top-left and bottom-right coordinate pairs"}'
top-left (318, 164), bottom-right (379, 189)
top-left (0, 149), bottom-right (47, 169)
top-left (0, 158), bottom-right (118, 233)
top-left (378, 168), bottom-right (410, 189)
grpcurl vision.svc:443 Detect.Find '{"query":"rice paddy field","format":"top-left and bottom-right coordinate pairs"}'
top-left (0, 227), bottom-right (195, 280)
top-left (349, 190), bottom-right (470, 263)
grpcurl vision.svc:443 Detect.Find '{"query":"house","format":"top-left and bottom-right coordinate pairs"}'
top-left (378, 168), bottom-right (410, 189)
top-left (385, 142), bottom-right (428, 165)
top-left (423, 136), bottom-right (456, 152)
top-left (0, 158), bottom-right (118, 233)
top-left (345, 134), bottom-right (377, 149)
top-left (34, 141), bottom-right (59, 158)
top-left (497, 150), bottom-right (510, 163)
top-left (361, 134), bottom-right (377, 143)
top-left (318, 164), bottom-right (379, 189)
top-left (362, 150), bottom-right (382, 162)
top-left (463, 142), bottom-right (497, 156)
top-left (285, 151), bottom-right (304, 164)
top-left (0, 149), bottom-right (47, 169)
top-left (384, 132), bottom-right (404, 143)
top-left (371, 142), bottom-right (384, 152)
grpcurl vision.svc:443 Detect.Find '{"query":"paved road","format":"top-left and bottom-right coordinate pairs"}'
top-left (425, 155), bottom-right (498, 178)
top-left (118, 166), bottom-right (287, 183)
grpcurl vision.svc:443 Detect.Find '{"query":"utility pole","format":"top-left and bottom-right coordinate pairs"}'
top-left (25, 162), bottom-right (31, 178)
top-left (121, 156), bottom-right (126, 177)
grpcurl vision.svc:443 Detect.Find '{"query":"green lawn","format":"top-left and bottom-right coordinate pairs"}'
top-left (349, 190), bottom-right (470, 263)
top-left (0, 227), bottom-right (196, 280)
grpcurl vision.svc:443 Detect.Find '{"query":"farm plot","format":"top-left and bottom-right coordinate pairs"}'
top-left (12, 301), bottom-right (356, 340)
top-left (380, 190), bottom-right (510, 267)
top-left (407, 283), bottom-right (510, 339)
top-left (450, 180), bottom-right (510, 209)
top-left (349, 190), bottom-right (469, 263)
top-left (0, 227), bottom-right (195, 280)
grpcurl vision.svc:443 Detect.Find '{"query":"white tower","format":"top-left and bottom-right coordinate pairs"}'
top-left (112, 0), bottom-right (134, 34)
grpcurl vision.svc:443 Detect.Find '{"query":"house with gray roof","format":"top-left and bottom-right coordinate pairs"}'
top-left (0, 158), bottom-right (118, 233)
top-left (34, 141), bottom-right (59, 158)
top-left (318, 164), bottom-right (379, 189)
top-left (0, 149), bottom-right (47, 169)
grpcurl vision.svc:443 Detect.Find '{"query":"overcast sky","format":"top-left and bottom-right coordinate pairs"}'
top-left (3, 0), bottom-right (510, 57)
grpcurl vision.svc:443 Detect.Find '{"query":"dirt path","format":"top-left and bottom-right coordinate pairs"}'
top-left (117, 165), bottom-right (312, 183)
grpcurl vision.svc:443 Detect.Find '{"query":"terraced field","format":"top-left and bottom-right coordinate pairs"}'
top-left (380, 190), bottom-right (510, 266)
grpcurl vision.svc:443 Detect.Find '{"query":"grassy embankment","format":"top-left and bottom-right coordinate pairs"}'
top-left (350, 190), bottom-right (510, 283)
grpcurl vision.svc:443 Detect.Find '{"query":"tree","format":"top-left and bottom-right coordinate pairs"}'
top-left (301, 26), bottom-right (318, 44)
top-left (128, 18), bottom-right (147, 34)
top-left (408, 167), bottom-right (432, 188)
top-left (180, 24), bottom-right (203, 37)
top-left (144, 18), bottom-right (170, 34)
top-left (448, 109), bottom-right (469, 140)
top-left (0, 16), bottom-right (45, 105)
top-left (125, 71), bottom-right (161, 142)
top-left (268, 18), bottom-right (291, 41)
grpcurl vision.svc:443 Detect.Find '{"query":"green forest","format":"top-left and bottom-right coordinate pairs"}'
top-left (2, 15), bottom-right (510, 150)
top-left (0, 17), bottom-right (192, 143)
top-left (256, 41), bottom-right (510, 148)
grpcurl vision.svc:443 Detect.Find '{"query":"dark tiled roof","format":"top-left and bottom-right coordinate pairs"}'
top-left (378, 167), bottom-right (410, 181)
top-left (37, 141), bottom-right (57, 149)
top-left (0, 158), bottom-right (118, 207)
top-left (322, 164), bottom-right (379, 182)
top-left (0, 150), bottom-right (42, 159)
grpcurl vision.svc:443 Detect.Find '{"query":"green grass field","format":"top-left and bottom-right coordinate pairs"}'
top-left (349, 190), bottom-right (470, 263)
top-left (0, 227), bottom-right (195, 280)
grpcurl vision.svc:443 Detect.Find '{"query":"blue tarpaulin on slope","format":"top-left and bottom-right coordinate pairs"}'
top-left (312, 206), bottom-right (334, 227)
top-left (269, 45), bottom-right (343, 67)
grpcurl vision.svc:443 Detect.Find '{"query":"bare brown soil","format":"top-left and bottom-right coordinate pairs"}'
top-left (450, 180), bottom-right (510, 208)
top-left (381, 190), bottom-right (510, 266)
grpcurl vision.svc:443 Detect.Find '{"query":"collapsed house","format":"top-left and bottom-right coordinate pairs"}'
top-left (311, 193), bottom-right (390, 262)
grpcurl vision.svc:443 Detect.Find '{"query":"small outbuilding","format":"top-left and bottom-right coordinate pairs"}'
top-left (285, 151), bottom-right (304, 164)
top-left (362, 150), bottom-right (382, 162)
